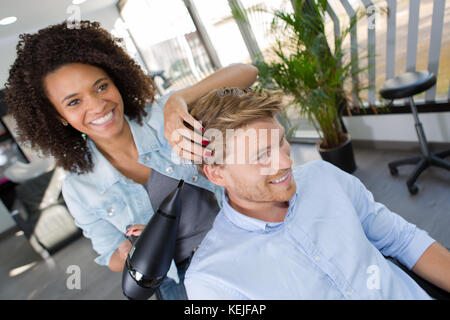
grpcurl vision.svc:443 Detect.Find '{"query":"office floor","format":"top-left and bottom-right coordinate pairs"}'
top-left (0, 142), bottom-right (449, 300)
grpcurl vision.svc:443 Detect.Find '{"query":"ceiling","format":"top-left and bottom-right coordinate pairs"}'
top-left (0, 0), bottom-right (118, 42)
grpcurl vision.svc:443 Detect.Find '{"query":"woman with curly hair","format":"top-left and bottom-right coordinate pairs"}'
top-left (5, 20), bottom-right (258, 299)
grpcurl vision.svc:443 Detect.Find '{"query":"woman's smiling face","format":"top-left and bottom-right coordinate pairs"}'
top-left (43, 62), bottom-right (125, 142)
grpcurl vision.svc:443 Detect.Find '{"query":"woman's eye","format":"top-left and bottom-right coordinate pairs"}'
top-left (97, 83), bottom-right (108, 92)
top-left (68, 99), bottom-right (80, 107)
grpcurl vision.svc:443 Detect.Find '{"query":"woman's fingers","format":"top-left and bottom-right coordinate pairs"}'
top-left (163, 97), bottom-right (209, 161)
top-left (179, 109), bottom-right (204, 134)
top-left (172, 142), bottom-right (203, 163)
top-left (172, 124), bottom-right (205, 146)
top-left (126, 224), bottom-right (145, 237)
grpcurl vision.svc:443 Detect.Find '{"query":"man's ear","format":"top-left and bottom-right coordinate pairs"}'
top-left (203, 164), bottom-right (226, 187)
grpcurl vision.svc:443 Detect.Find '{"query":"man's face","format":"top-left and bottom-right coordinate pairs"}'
top-left (214, 117), bottom-right (296, 204)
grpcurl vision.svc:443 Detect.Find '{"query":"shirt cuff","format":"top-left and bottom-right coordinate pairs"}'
top-left (94, 236), bottom-right (126, 267)
top-left (397, 227), bottom-right (436, 270)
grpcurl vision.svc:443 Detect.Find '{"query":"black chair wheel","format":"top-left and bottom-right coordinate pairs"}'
top-left (389, 165), bottom-right (398, 176)
top-left (408, 184), bottom-right (419, 195)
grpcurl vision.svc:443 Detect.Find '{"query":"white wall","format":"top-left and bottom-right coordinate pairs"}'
top-left (343, 112), bottom-right (450, 143)
top-left (0, 4), bottom-right (122, 89)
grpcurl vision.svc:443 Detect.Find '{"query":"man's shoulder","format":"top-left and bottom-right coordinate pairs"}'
top-left (190, 210), bottom-right (228, 255)
top-left (292, 159), bottom-right (335, 179)
top-left (186, 209), bottom-right (243, 271)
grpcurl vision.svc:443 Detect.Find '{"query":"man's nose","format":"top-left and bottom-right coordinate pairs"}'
top-left (260, 141), bottom-right (292, 176)
top-left (279, 142), bottom-right (292, 169)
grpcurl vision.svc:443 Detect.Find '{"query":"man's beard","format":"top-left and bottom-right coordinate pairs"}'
top-left (229, 169), bottom-right (296, 204)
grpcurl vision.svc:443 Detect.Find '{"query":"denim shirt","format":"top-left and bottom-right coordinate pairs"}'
top-left (61, 92), bottom-right (224, 268)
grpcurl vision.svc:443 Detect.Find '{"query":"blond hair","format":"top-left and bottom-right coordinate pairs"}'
top-left (189, 87), bottom-right (284, 176)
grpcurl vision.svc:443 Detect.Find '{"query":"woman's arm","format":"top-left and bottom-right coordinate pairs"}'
top-left (164, 63), bottom-right (258, 161)
top-left (170, 63), bottom-right (258, 106)
top-left (109, 224), bottom-right (146, 272)
top-left (109, 240), bottom-right (131, 272)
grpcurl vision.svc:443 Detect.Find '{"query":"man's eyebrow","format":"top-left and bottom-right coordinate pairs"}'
top-left (60, 77), bottom-right (108, 104)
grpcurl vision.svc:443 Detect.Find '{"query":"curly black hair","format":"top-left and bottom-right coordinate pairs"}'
top-left (4, 20), bottom-right (156, 174)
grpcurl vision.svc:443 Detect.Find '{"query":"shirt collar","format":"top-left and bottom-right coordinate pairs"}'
top-left (221, 188), bottom-right (298, 232)
top-left (87, 113), bottom-right (160, 194)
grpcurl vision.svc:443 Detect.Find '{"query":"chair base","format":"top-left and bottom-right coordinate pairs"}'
top-left (388, 149), bottom-right (450, 195)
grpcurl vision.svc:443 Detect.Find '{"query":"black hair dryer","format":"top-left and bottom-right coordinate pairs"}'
top-left (122, 179), bottom-right (184, 300)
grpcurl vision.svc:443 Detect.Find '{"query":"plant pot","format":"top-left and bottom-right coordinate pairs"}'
top-left (317, 133), bottom-right (357, 174)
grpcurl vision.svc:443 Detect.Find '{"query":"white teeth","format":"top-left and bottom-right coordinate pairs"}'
top-left (91, 111), bottom-right (113, 125)
top-left (271, 172), bottom-right (289, 184)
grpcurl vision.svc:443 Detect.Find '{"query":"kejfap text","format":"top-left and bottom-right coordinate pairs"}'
top-left (184, 304), bottom-right (267, 317)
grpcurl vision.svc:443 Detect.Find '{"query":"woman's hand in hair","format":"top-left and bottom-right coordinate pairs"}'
top-left (164, 93), bottom-right (206, 162)
top-left (163, 63), bottom-right (257, 162)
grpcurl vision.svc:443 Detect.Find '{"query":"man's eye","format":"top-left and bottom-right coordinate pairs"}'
top-left (97, 83), bottom-right (108, 92)
top-left (68, 99), bottom-right (80, 106)
top-left (258, 150), bottom-right (270, 160)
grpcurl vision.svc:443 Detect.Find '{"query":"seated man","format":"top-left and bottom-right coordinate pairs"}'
top-left (183, 87), bottom-right (450, 299)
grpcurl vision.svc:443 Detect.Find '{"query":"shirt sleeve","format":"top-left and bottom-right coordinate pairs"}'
top-left (322, 160), bottom-right (436, 270)
top-left (62, 179), bottom-right (126, 267)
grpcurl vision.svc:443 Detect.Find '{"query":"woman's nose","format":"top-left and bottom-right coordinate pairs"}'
top-left (87, 94), bottom-right (107, 113)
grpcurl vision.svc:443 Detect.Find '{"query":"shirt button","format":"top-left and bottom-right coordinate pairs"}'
top-left (107, 207), bottom-right (115, 216)
top-left (346, 290), bottom-right (353, 297)
top-left (314, 255), bottom-right (321, 262)
top-left (191, 175), bottom-right (198, 182)
top-left (165, 166), bottom-right (173, 174)
top-left (143, 156), bottom-right (150, 162)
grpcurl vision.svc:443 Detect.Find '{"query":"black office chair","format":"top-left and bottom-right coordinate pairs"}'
top-left (379, 71), bottom-right (450, 195)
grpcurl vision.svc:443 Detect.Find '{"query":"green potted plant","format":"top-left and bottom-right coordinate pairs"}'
top-left (254, 0), bottom-right (369, 173)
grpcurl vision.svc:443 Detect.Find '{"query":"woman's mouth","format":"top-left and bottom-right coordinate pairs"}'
top-left (269, 171), bottom-right (291, 185)
top-left (90, 108), bottom-right (115, 126)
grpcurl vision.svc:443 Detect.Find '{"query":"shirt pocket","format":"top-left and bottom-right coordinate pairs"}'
top-left (92, 196), bottom-right (131, 232)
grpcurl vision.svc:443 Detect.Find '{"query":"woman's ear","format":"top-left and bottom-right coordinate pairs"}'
top-left (202, 164), bottom-right (226, 187)
top-left (57, 115), bottom-right (68, 126)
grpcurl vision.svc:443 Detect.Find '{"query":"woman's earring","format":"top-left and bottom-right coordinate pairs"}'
top-left (81, 133), bottom-right (87, 140)
top-left (62, 119), bottom-right (68, 126)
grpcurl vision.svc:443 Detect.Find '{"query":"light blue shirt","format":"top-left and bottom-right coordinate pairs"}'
top-left (62, 93), bottom-right (224, 269)
top-left (185, 160), bottom-right (435, 299)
